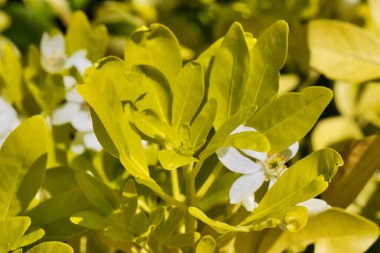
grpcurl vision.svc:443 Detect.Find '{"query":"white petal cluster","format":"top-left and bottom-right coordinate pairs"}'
top-left (0, 97), bottom-right (20, 145)
top-left (216, 125), bottom-right (330, 216)
top-left (40, 32), bottom-right (101, 153)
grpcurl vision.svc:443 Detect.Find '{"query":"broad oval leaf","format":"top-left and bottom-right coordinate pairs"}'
top-left (258, 208), bottom-right (379, 253)
top-left (247, 86), bottom-right (333, 152)
top-left (309, 19), bottom-right (380, 82)
top-left (124, 23), bottom-right (182, 87)
top-left (26, 242), bottom-right (73, 253)
top-left (196, 235), bottom-right (217, 253)
top-left (0, 216), bottom-right (31, 252)
top-left (75, 171), bottom-right (119, 215)
top-left (0, 116), bottom-right (48, 218)
top-left (172, 61), bottom-right (204, 132)
top-left (66, 11), bottom-right (108, 62)
top-left (243, 149), bottom-right (343, 227)
top-left (208, 22), bottom-right (250, 129)
top-left (242, 20), bottom-right (288, 108)
top-left (157, 149), bottom-right (197, 170)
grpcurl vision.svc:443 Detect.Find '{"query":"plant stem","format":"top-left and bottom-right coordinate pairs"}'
top-left (170, 169), bottom-right (181, 200)
top-left (196, 162), bottom-right (224, 200)
top-left (183, 163), bottom-right (196, 233)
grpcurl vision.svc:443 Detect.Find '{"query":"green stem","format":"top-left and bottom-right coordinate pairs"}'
top-left (183, 163), bottom-right (196, 233)
top-left (170, 169), bottom-right (181, 200)
top-left (196, 162), bottom-right (224, 200)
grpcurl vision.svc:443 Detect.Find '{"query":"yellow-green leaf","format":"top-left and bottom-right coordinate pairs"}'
top-left (157, 149), bottom-right (197, 170)
top-left (172, 61), bottom-right (204, 132)
top-left (242, 20), bottom-right (288, 108)
top-left (124, 24), bottom-right (182, 87)
top-left (258, 208), bottom-right (379, 253)
top-left (208, 22), bottom-right (250, 129)
top-left (309, 19), bottom-right (380, 82)
top-left (26, 242), bottom-right (73, 253)
top-left (196, 235), bottom-right (216, 253)
top-left (0, 116), bottom-right (48, 218)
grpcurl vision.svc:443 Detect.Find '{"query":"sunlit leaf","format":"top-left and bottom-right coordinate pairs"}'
top-left (369, 0), bottom-right (380, 29)
top-left (66, 11), bottom-right (108, 62)
top-left (357, 82), bottom-right (380, 127)
top-left (311, 116), bottom-right (363, 151)
top-left (0, 41), bottom-right (23, 110)
top-left (172, 61), bottom-right (204, 132)
top-left (158, 149), bottom-right (197, 170)
top-left (309, 19), bottom-right (380, 82)
top-left (242, 20), bottom-right (288, 108)
top-left (243, 149), bottom-right (343, 229)
top-left (196, 235), bottom-right (216, 253)
top-left (248, 87), bottom-right (333, 152)
top-left (208, 22), bottom-right (250, 129)
top-left (26, 242), bottom-right (73, 253)
top-left (190, 99), bottom-right (217, 151)
top-left (189, 207), bottom-right (249, 233)
top-left (0, 216), bottom-right (30, 252)
top-left (258, 208), bottom-right (379, 253)
top-left (0, 116), bottom-right (48, 218)
top-left (75, 171), bottom-right (119, 215)
top-left (124, 23), bottom-right (182, 87)
top-left (162, 232), bottom-right (201, 247)
top-left (323, 135), bottom-right (380, 208)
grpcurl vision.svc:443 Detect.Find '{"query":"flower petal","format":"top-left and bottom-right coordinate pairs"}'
top-left (242, 195), bottom-right (257, 212)
top-left (297, 198), bottom-right (331, 217)
top-left (216, 146), bottom-right (262, 174)
top-left (71, 109), bottom-right (93, 132)
top-left (83, 132), bottom-right (102, 151)
top-left (230, 124), bottom-right (256, 134)
top-left (63, 76), bottom-right (77, 90)
top-left (66, 50), bottom-right (92, 75)
top-left (51, 103), bottom-right (81, 125)
top-left (229, 172), bottom-right (265, 204)
top-left (280, 141), bottom-right (299, 161)
top-left (0, 97), bottom-right (19, 134)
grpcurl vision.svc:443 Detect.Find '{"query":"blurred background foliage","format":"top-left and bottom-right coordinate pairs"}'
top-left (0, 0), bottom-right (380, 252)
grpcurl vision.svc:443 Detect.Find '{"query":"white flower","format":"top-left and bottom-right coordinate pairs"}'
top-left (216, 125), bottom-right (330, 215)
top-left (0, 97), bottom-right (20, 145)
top-left (52, 76), bottom-right (102, 153)
top-left (40, 32), bottom-right (91, 75)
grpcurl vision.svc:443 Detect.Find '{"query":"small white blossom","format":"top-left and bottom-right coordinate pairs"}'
top-left (0, 97), bottom-right (20, 145)
top-left (216, 125), bottom-right (330, 215)
top-left (40, 32), bottom-right (91, 75)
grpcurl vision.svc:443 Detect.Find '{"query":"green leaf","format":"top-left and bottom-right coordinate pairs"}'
top-left (242, 20), bottom-right (288, 108)
top-left (309, 19), bottom-right (380, 82)
top-left (0, 216), bottom-right (30, 252)
top-left (78, 64), bottom-right (149, 179)
top-left (202, 125), bottom-right (270, 160)
top-left (158, 149), bottom-right (197, 170)
top-left (26, 242), bottom-right (73, 253)
top-left (322, 135), bottom-right (380, 208)
top-left (172, 61), bottom-right (204, 132)
top-left (258, 208), bottom-right (380, 253)
top-left (154, 208), bottom-right (184, 241)
top-left (311, 116), bottom-right (363, 150)
top-left (121, 179), bottom-right (138, 224)
top-left (0, 41), bottom-right (23, 110)
top-left (243, 149), bottom-right (343, 226)
top-left (132, 65), bottom-right (171, 123)
top-left (75, 171), bottom-right (119, 215)
top-left (66, 11), bottom-right (108, 62)
top-left (202, 106), bottom-right (258, 159)
top-left (26, 190), bottom-right (92, 233)
top-left (190, 99), bottom-right (217, 151)
top-left (124, 23), bottom-right (182, 87)
top-left (0, 116), bottom-right (48, 218)
top-left (196, 235), bottom-right (216, 253)
top-left (189, 207), bottom-right (249, 233)
top-left (357, 82), bottom-right (380, 127)
top-left (132, 110), bottom-right (168, 140)
top-left (161, 232), bottom-right (201, 248)
top-left (70, 210), bottom-right (114, 230)
top-left (247, 86), bottom-right (333, 152)
top-left (14, 228), bottom-right (45, 249)
top-left (369, 0), bottom-right (380, 28)
top-left (208, 22), bottom-right (250, 129)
